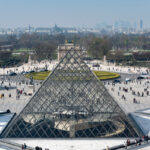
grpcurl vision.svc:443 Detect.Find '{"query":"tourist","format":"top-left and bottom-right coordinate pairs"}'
top-left (139, 138), bottom-right (142, 145)
top-left (22, 144), bottom-right (24, 150)
top-left (35, 146), bottom-right (42, 150)
top-left (2, 93), bottom-right (4, 100)
top-left (118, 92), bottom-right (120, 96)
top-left (145, 135), bottom-right (149, 143)
top-left (125, 140), bottom-right (128, 149)
top-left (127, 139), bottom-right (130, 146)
top-left (135, 139), bottom-right (138, 146)
top-left (142, 136), bottom-right (145, 142)
top-left (9, 93), bottom-right (11, 97)
top-left (24, 144), bottom-right (27, 149)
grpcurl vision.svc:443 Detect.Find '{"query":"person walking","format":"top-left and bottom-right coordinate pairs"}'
top-left (125, 140), bottom-right (128, 149)
top-left (9, 93), bottom-right (11, 97)
top-left (24, 143), bottom-right (27, 149)
top-left (135, 139), bottom-right (138, 146)
top-left (22, 144), bottom-right (24, 150)
top-left (118, 92), bottom-right (120, 96)
top-left (106, 146), bottom-right (109, 150)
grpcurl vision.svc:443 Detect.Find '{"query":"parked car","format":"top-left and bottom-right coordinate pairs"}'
top-left (28, 70), bottom-right (35, 73)
top-left (141, 72), bottom-right (148, 75)
top-left (21, 71), bottom-right (29, 75)
top-left (113, 79), bottom-right (121, 83)
top-left (38, 68), bottom-right (48, 72)
top-left (137, 76), bottom-right (145, 80)
top-left (125, 78), bottom-right (131, 82)
top-left (92, 64), bottom-right (100, 67)
top-left (9, 72), bottom-right (17, 76)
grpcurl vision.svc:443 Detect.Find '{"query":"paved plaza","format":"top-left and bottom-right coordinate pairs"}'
top-left (105, 79), bottom-right (150, 113)
top-left (0, 73), bottom-right (149, 115)
top-left (0, 80), bottom-right (40, 114)
top-left (0, 60), bottom-right (150, 150)
top-left (0, 59), bottom-right (148, 115)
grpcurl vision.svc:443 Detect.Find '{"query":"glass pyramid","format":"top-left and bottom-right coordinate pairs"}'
top-left (3, 49), bottom-right (140, 138)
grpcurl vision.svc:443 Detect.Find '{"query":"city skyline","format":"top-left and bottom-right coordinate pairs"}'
top-left (0, 0), bottom-right (149, 28)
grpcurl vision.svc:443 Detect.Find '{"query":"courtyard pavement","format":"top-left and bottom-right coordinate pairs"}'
top-left (0, 60), bottom-right (150, 150)
top-left (0, 81), bottom-right (40, 114)
top-left (105, 79), bottom-right (150, 113)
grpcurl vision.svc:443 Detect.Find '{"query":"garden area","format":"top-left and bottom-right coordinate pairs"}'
top-left (25, 71), bottom-right (120, 81)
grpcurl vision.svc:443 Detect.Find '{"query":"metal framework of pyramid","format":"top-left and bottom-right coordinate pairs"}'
top-left (2, 49), bottom-right (140, 138)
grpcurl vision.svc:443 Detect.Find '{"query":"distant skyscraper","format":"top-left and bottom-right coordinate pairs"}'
top-left (29, 25), bottom-right (31, 33)
top-left (133, 22), bottom-right (137, 30)
top-left (140, 20), bottom-right (143, 30)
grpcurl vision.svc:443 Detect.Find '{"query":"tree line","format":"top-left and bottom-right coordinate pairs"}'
top-left (0, 32), bottom-right (150, 67)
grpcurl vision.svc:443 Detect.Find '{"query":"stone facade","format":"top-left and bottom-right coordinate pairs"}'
top-left (58, 43), bottom-right (81, 62)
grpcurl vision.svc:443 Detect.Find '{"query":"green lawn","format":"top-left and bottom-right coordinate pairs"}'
top-left (13, 48), bottom-right (33, 53)
top-left (93, 71), bottom-right (120, 80)
top-left (25, 71), bottom-right (120, 81)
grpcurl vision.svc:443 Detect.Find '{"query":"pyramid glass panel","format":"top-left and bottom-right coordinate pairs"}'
top-left (3, 49), bottom-right (140, 138)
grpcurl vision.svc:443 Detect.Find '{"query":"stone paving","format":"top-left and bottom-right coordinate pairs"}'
top-left (0, 77), bottom-right (150, 115)
top-left (105, 79), bottom-right (150, 113)
top-left (0, 80), bottom-right (40, 114)
top-left (0, 62), bottom-right (150, 150)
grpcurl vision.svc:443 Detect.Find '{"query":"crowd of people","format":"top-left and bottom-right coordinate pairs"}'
top-left (124, 136), bottom-right (149, 148)
top-left (107, 78), bottom-right (150, 107)
top-left (21, 143), bottom-right (50, 150)
top-left (16, 88), bottom-right (29, 99)
top-left (106, 135), bottom-right (150, 150)
top-left (0, 78), bottom-right (35, 101)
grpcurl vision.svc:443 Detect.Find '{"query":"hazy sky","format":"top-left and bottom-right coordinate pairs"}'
top-left (0, 0), bottom-right (150, 28)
